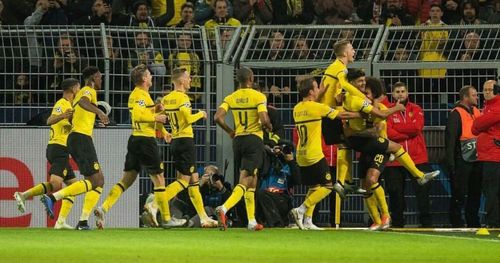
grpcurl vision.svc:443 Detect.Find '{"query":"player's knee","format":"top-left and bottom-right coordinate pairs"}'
top-left (387, 141), bottom-right (402, 153)
top-left (366, 172), bottom-right (379, 186)
top-left (89, 172), bottom-right (104, 188)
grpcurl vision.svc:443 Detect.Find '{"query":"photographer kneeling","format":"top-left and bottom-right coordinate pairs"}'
top-left (256, 142), bottom-right (301, 227)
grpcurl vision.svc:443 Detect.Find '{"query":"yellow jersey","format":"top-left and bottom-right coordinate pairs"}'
top-left (294, 100), bottom-right (339, 166)
top-left (129, 87), bottom-right (167, 138)
top-left (370, 103), bottom-right (388, 138)
top-left (219, 88), bottom-right (267, 139)
top-left (162, 90), bottom-right (204, 139)
top-left (320, 59), bottom-right (365, 107)
top-left (48, 98), bottom-right (72, 146)
top-left (343, 92), bottom-right (374, 132)
top-left (71, 86), bottom-right (97, 136)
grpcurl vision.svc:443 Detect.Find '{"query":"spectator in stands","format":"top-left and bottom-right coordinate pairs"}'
top-left (314, 0), bottom-right (353, 24)
top-left (406, 0), bottom-right (442, 24)
top-left (152, 0), bottom-right (186, 26)
top-left (75, 0), bottom-right (127, 25)
top-left (170, 2), bottom-right (197, 28)
top-left (291, 35), bottom-right (315, 60)
top-left (24, 0), bottom-right (69, 25)
top-left (96, 35), bottom-right (126, 108)
top-left (232, 0), bottom-right (273, 25)
top-left (380, 0), bottom-right (415, 26)
top-left (195, 0), bottom-right (233, 25)
top-left (419, 4), bottom-right (448, 90)
top-left (488, 0), bottom-right (500, 23)
top-left (1, 0), bottom-right (32, 25)
top-left (51, 34), bottom-right (88, 89)
top-left (256, 142), bottom-right (300, 227)
top-left (383, 82), bottom-right (432, 228)
top-left (456, 32), bottom-right (483, 61)
top-left (128, 0), bottom-right (156, 28)
top-left (220, 28), bottom-right (235, 50)
top-left (271, 0), bottom-right (314, 25)
top-left (445, 85), bottom-right (482, 228)
top-left (442, 0), bottom-right (461, 24)
top-left (266, 31), bottom-right (285, 61)
top-left (473, 80), bottom-right (500, 228)
top-left (167, 33), bottom-right (202, 103)
top-left (13, 73), bottom-right (35, 105)
top-left (127, 32), bottom-right (166, 78)
top-left (204, 0), bottom-right (241, 30)
top-left (460, 1), bottom-right (486, 25)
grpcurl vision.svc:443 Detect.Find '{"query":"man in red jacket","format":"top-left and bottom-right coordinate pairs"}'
top-left (445, 85), bottom-right (482, 227)
top-left (473, 80), bottom-right (500, 227)
top-left (382, 82), bottom-right (432, 227)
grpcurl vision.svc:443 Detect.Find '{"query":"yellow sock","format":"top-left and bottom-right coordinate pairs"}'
top-left (244, 188), bottom-right (256, 221)
top-left (305, 187), bottom-right (318, 217)
top-left (101, 182), bottom-right (127, 213)
top-left (23, 182), bottom-right (52, 199)
top-left (304, 187), bottom-right (332, 208)
top-left (154, 187), bottom-right (170, 222)
top-left (188, 182), bottom-right (208, 219)
top-left (53, 180), bottom-right (92, 201)
top-left (371, 183), bottom-right (390, 217)
top-left (165, 179), bottom-right (188, 201)
top-left (364, 193), bottom-right (381, 225)
top-left (336, 148), bottom-right (352, 184)
top-left (57, 196), bottom-right (75, 223)
top-left (395, 148), bottom-right (424, 178)
top-left (80, 187), bottom-right (102, 221)
top-left (223, 184), bottom-right (246, 210)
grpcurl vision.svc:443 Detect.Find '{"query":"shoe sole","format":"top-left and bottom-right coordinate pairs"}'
top-left (334, 184), bottom-right (347, 200)
top-left (40, 195), bottom-right (54, 219)
top-left (14, 193), bottom-right (26, 213)
top-left (93, 209), bottom-right (105, 230)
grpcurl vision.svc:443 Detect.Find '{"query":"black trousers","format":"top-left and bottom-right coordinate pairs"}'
top-left (383, 164), bottom-right (432, 227)
top-left (449, 160), bottom-right (483, 227)
top-left (482, 161), bottom-right (500, 227)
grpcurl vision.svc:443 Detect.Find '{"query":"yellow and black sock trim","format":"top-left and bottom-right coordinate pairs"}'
top-left (153, 187), bottom-right (166, 192)
top-left (395, 150), bottom-right (407, 159)
top-left (83, 180), bottom-right (91, 192)
top-left (117, 182), bottom-right (126, 192)
top-left (62, 197), bottom-right (74, 204)
top-left (92, 187), bottom-right (102, 194)
top-left (363, 192), bottom-right (373, 199)
top-left (235, 184), bottom-right (246, 192)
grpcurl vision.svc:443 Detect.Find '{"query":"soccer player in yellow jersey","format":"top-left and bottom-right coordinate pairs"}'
top-left (290, 77), bottom-right (359, 230)
top-left (357, 78), bottom-right (393, 231)
top-left (318, 39), bottom-right (367, 198)
top-left (93, 64), bottom-right (186, 229)
top-left (14, 78), bottom-right (80, 229)
top-left (41, 66), bottom-right (110, 230)
top-left (157, 68), bottom-right (218, 228)
top-left (214, 67), bottom-right (273, 231)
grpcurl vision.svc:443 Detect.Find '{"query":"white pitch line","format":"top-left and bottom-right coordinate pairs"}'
top-left (378, 230), bottom-right (500, 243)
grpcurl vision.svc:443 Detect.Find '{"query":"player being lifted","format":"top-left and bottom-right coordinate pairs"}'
top-left (290, 77), bottom-right (359, 230)
top-left (94, 64), bottom-right (186, 229)
top-left (157, 67), bottom-right (218, 228)
top-left (318, 39), bottom-right (367, 197)
top-left (214, 67), bottom-right (272, 231)
top-left (14, 78), bottom-right (81, 229)
top-left (41, 66), bottom-right (110, 230)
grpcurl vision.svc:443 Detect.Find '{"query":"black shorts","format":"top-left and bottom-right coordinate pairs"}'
top-left (67, 132), bottom-right (100, 177)
top-left (299, 158), bottom-right (332, 186)
top-left (233, 135), bottom-right (263, 176)
top-left (46, 144), bottom-right (76, 181)
top-left (322, 118), bottom-right (344, 145)
top-left (171, 137), bottom-right (196, 175)
top-left (124, 136), bottom-right (163, 175)
top-left (358, 152), bottom-right (391, 178)
top-left (345, 135), bottom-right (389, 155)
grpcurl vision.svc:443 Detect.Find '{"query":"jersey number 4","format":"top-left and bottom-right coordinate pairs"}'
top-left (238, 111), bottom-right (248, 130)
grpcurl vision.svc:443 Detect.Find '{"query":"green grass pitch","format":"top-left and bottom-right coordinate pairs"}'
top-left (1, 228), bottom-right (499, 263)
